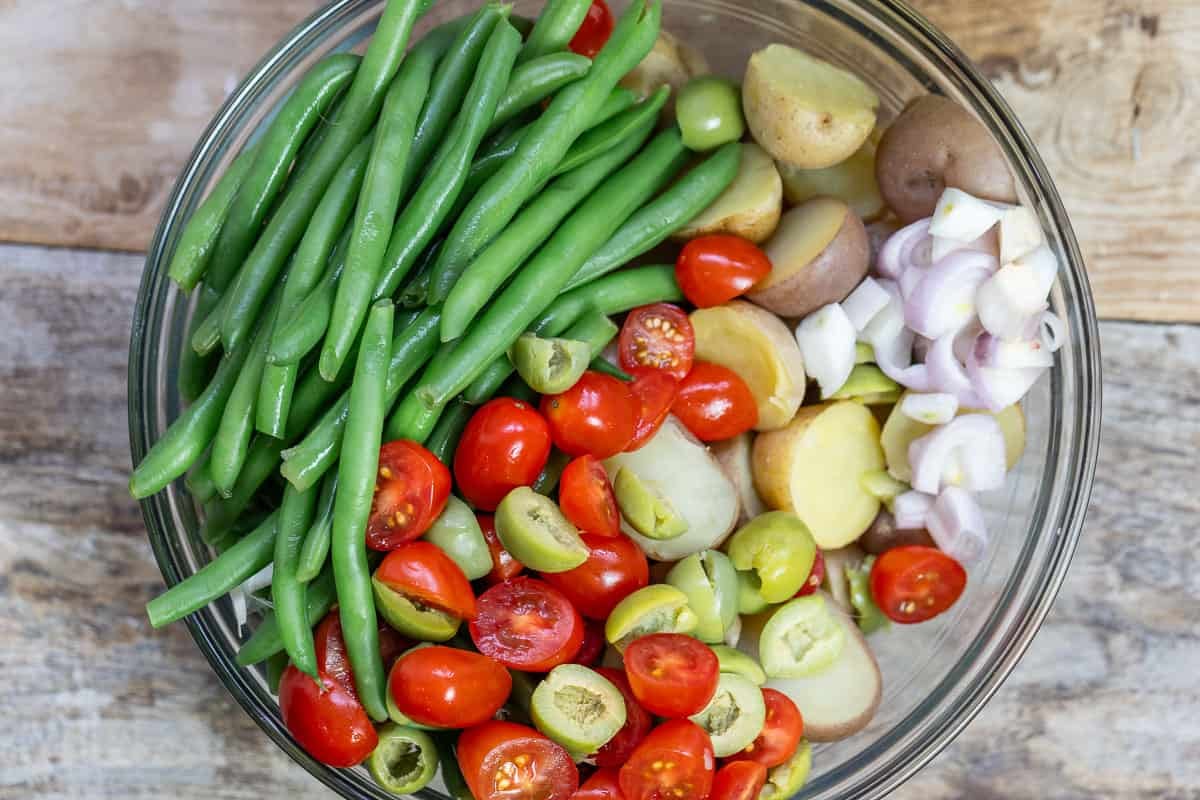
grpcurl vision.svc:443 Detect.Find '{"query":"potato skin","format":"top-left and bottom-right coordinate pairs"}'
top-left (671, 143), bottom-right (783, 243)
top-left (875, 95), bottom-right (1018, 222)
top-left (750, 404), bottom-right (826, 512)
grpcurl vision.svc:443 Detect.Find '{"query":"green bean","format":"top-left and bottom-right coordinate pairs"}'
top-left (398, 242), bottom-right (440, 308)
top-left (499, 376), bottom-right (538, 405)
top-left (197, 437), bottom-right (286, 545)
top-left (168, 145), bottom-right (259, 292)
top-left (265, 651), bottom-right (288, 695)
top-left (205, 54), bottom-right (359, 292)
top-left (297, 472), bottom-right (337, 583)
top-left (145, 510), bottom-right (278, 628)
top-left (236, 565), bottom-right (336, 666)
top-left (273, 481), bottom-right (321, 678)
top-left (488, 52), bottom-right (591, 134)
top-left (589, 358), bottom-right (632, 381)
top-left (428, 0), bottom-right (662, 303)
top-left (424, 400), bottom-right (474, 465)
top-left (268, 259), bottom-right (343, 366)
top-left (185, 452), bottom-right (219, 505)
top-left (551, 86), bottom-right (667, 177)
top-left (368, 20), bottom-right (524, 309)
top-left (179, 284), bottom-right (223, 402)
top-left (286, 92), bottom-right (347, 193)
top-left (190, 289), bottom-right (228, 356)
top-left (332, 300), bottom-right (394, 722)
top-left (518, 0), bottom-right (593, 64)
top-left (566, 141), bottom-right (743, 290)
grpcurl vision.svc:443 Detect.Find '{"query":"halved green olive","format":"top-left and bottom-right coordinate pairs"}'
top-left (726, 512), bottom-right (817, 603)
top-left (759, 595), bottom-right (845, 678)
top-left (759, 739), bottom-right (812, 800)
top-left (855, 342), bottom-right (875, 364)
top-left (531, 664), bottom-right (627, 753)
top-left (605, 584), bottom-right (699, 651)
top-left (709, 644), bottom-right (767, 686)
top-left (494, 486), bottom-right (589, 572)
top-left (847, 555), bottom-right (889, 635)
top-left (372, 577), bottom-right (460, 641)
top-left (511, 333), bottom-right (593, 395)
top-left (688, 672), bottom-right (766, 757)
top-left (368, 723), bottom-right (439, 795)
top-left (613, 467), bottom-right (688, 540)
top-left (424, 495), bottom-right (492, 580)
top-left (736, 570), bottom-right (771, 616)
top-left (665, 550), bottom-right (739, 643)
top-left (830, 365), bottom-right (901, 404)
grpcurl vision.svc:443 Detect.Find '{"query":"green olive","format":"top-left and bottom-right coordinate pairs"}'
top-left (736, 570), bottom-right (771, 616)
top-left (423, 496), bottom-right (492, 580)
top-left (367, 724), bottom-right (439, 795)
top-left (709, 644), bottom-right (767, 685)
top-left (531, 664), bottom-right (627, 753)
top-left (726, 512), bottom-right (817, 603)
top-left (688, 672), bottom-right (766, 757)
top-left (859, 470), bottom-right (907, 505)
top-left (665, 550), bottom-right (739, 643)
top-left (847, 555), bottom-right (889, 635)
top-left (605, 584), bottom-right (699, 651)
top-left (676, 76), bottom-right (746, 151)
top-left (511, 333), bottom-right (593, 394)
top-left (830, 364), bottom-right (901, 404)
top-left (613, 467), bottom-right (688, 540)
top-left (372, 576), bottom-right (460, 641)
top-left (494, 486), bottom-right (589, 573)
top-left (855, 342), bottom-right (875, 364)
top-left (759, 595), bottom-right (845, 678)
top-left (759, 739), bottom-right (812, 800)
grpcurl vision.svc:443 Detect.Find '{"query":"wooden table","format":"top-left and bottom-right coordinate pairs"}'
top-left (0, 2), bottom-right (1195, 798)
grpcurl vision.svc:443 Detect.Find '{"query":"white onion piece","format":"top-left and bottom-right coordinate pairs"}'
top-left (973, 332), bottom-right (1054, 370)
top-left (900, 392), bottom-right (959, 424)
top-left (999, 205), bottom-right (1043, 264)
top-left (912, 334), bottom-right (933, 362)
top-left (925, 331), bottom-right (983, 407)
top-left (795, 303), bottom-right (857, 398)
top-left (893, 490), bottom-right (935, 530)
top-left (841, 277), bottom-right (891, 331)
top-left (930, 226), bottom-right (1001, 263)
top-left (929, 188), bottom-right (1006, 242)
top-left (1040, 311), bottom-right (1066, 352)
top-left (903, 250), bottom-right (996, 339)
top-left (927, 487), bottom-right (988, 565)
top-left (966, 360), bottom-right (1045, 412)
top-left (875, 218), bottom-right (932, 279)
top-left (862, 280), bottom-right (936, 390)
top-left (908, 414), bottom-right (1007, 494)
top-left (898, 262), bottom-right (927, 299)
top-left (230, 586), bottom-right (248, 631)
top-left (976, 244), bottom-right (1057, 340)
top-left (241, 563), bottom-right (274, 595)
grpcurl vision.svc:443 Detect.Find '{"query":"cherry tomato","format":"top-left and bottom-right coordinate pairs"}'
top-left (388, 645), bottom-right (512, 728)
top-left (726, 689), bottom-right (803, 769)
top-left (592, 667), bottom-right (653, 769)
top-left (541, 372), bottom-right (637, 459)
top-left (480, 513), bottom-right (525, 584)
top-left (377, 623), bottom-right (410, 671)
top-left (710, 761), bottom-right (767, 800)
top-left (470, 577), bottom-right (584, 671)
top-left (541, 533), bottom-right (649, 621)
top-left (567, 0), bottom-right (614, 59)
top-left (559, 455), bottom-right (620, 538)
top-left (279, 612), bottom-right (377, 767)
top-left (618, 304), bottom-right (694, 381)
top-left (619, 720), bottom-right (715, 800)
top-left (675, 235), bottom-right (772, 309)
top-left (870, 545), bottom-right (967, 623)
top-left (571, 619), bottom-right (607, 667)
top-left (573, 768), bottom-right (625, 800)
top-left (794, 549), bottom-right (825, 598)
top-left (374, 541), bottom-right (477, 620)
top-left (671, 361), bottom-right (758, 442)
top-left (459, 720), bottom-right (580, 800)
top-left (625, 368), bottom-right (679, 451)
top-left (623, 633), bottom-right (719, 718)
top-left (367, 439), bottom-right (452, 550)
top-left (456, 398), bottom-right (552, 511)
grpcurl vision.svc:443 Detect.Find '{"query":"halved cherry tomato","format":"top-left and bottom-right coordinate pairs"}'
top-left (619, 720), bottom-right (715, 800)
top-left (480, 513), bottom-right (525, 584)
top-left (460, 720), bottom-right (580, 800)
top-left (470, 577), bottom-right (584, 671)
top-left (559, 455), bottom-right (620, 538)
top-left (456, 398), bottom-right (552, 511)
top-left (541, 533), bottom-right (649, 621)
top-left (625, 368), bottom-right (679, 451)
top-left (374, 541), bottom-right (477, 620)
top-left (870, 545), bottom-right (967, 623)
top-left (541, 372), bottom-right (637, 459)
top-left (567, 0), bottom-right (615, 58)
top-left (367, 440), bottom-right (452, 550)
top-left (710, 761), bottom-right (767, 800)
top-left (794, 549), bottom-right (826, 597)
top-left (388, 645), bottom-right (512, 728)
top-left (623, 633), bottom-right (719, 718)
top-left (618, 304), bottom-right (694, 381)
top-left (670, 361), bottom-right (758, 442)
top-left (279, 612), bottom-right (377, 767)
top-left (571, 619), bottom-right (607, 667)
top-left (675, 235), bottom-right (772, 309)
top-left (592, 667), bottom-right (653, 769)
top-left (573, 767), bottom-right (625, 800)
top-left (377, 623), bottom-right (410, 671)
top-left (726, 688), bottom-right (803, 769)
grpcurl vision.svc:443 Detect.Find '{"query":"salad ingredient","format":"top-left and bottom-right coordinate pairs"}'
top-left (677, 76), bottom-right (745, 151)
top-left (672, 144), bottom-right (782, 244)
top-left (494, 486), bottom-right (590, 572)
top-left (758, 740), bottom-right (812, 800)
top-left (492, 52), bottom-right (593, 131)
top-left (858, 508), bottom-right (935, 555)
top-left (592, 666), bottom-right (654, 767)
top-left (619, 719), bottom-right (715, 800)
top-left (366, 439), bottom-right (452, 550)
top-left (777, 136), bottom-right (883, 221)
top-left (726, 511), bottom-right (817, 603)
top-left (533, 450), bottom-right (573, 495)
top-left (860, 470), bottom-right (907, 504)
top-left (975, 247), bottom-right (1056, 341)
top-left (372, 577), bottom-right (460, 641)
top-left (388, 645), bottom-right (511, 728)
top-left (374, 542), bottom-right (477, 621)
top-left (794, 548), bottom-right (825, 597)
top-left (676, 236), bottom-right (774, 309)
top-left (828, 364), bottom-right (900, 404)
top-left (758, 594), bottom-right (845, 678)
top-left (572, 620), bottom-right (608, 666)
top-left (735, 570), bottom-right (771, 616)
top-left (794, 302), bottom-right (856, 399)
top-left (751, 401), bottom-right (885, 548)
top-left (273, 482), bottom-right (322, 677)
top-left (297, 473), bottom-right (338, 583)
top-left (551, 86), bottom-right (666, 179)
top-left (908, 413), bottom-right (1006, 495)
top-left (711, 761), bottom-right (768, 800)
top-left (899, 391), bottom-right (959, 424)
top-left (712, 432), bottom-right (768, 525)
top-left (998, 205), bottom-right (1043, 264)
top-left (455, 398), bottom-right (552, 511)
top-left (620, 30), bottom-right (709, 102)
top-left (624, 633), bottom-right (719, 718)
top-left (518, 0), bottom-right (593, 63)
top-left (574, 768), bottom-right (625, 800)
top-left (688, 672), bottom-right (766, 756)
top-left (424, 496), bottom-right (493, 580)
top-left (665, 550), bottom-right (739, 643)
top-left (842, 278), bottom-right (890, 333)
top-left (512, 334), bottom-right (593, 395)
top-left (625, 368), bottom-right (679, 450)
top-left (819, 544), bottom-right (865, 614)
top-left (742, 44), bottom-right (878, 169)
top-left (929, 187), bottom-right (1005, 243)
top-left (367, 724), bottom-right (439, 794)
top-left (617, 303), bottom-right (695, 381)
top-left (458, 720), bottom-right (579, 800)
top-left (542, 532), bottom-right (650, 620)
top-left (236, 565), bottom-right (335, 666)
top-left (870, 545), bottom-right (966, 624)
top-left (925, 486), bottom-right (988, 565)
top-left (614, 466), bottom-right (688, 540)
top-left (710, 644), bottom-right (768, 686)
top-left (604, 584), bottom-right (698, 650)
top-left (891, 490), bottom-right (934, 531)
top-left (471, 577), bottom-right (585, 670)
top-left (880, 394), bottom-right (1026, 481)
top-left (480, 513), bottom-right (525, 583)
top-left (672, 361), bottom-right (759, 441)
top-left (748, 197), bottom-right (869, 319)
top-left (541, 371), bottom-right (638, 459)
top-left (531, 664), bottom-right (627, 753)
top-left (846, 555), bottom-right (889, 634)
top-left (729, 687), bottom-right (803, 769)
top-left (559, 455), bottom-right (621, 538)
top-left (568, 0), bottom-right (616, 58)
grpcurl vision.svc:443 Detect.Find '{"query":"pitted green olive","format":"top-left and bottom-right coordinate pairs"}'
top-left (736, 570), bottom-right (771, 616)
top-left (495, 486), bottom-right (589, 572)
top-left (759, 739), bottom-right (812, 799)
top-left (372, 577), bottom-right (460, 641)
top-left (604, 584), bottom-right (698, 651)
top-left (709, 644), bottom-right (767, 685)
top-left (759, 595), bottom-right (845, 678)
top-left (368, 724), bottom-right (439, 795)
top-left (830, 364), bottom-right (901, 404)
top-left (614, 467), bottom-right (688, 540)
top-left (665, 550), bottom-right (739, 643)
top-left (423, 496), bottom-right (492, 580)
top-left (688, 672), bottom-right (766, 756)
top-left (531, 664), bottom-right (627, 753)
top-left (847, 556), bottom-right (889, 635)
top-left (726, 511), bottom-right (817, 603)
top-left (511, 334), bottom-right (592, 395)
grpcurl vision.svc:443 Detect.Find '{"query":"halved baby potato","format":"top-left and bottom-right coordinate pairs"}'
top-left (777, 135), bottom-right (884, 222)
top-left (620, 30), bottom-right (709, 112)
top-left (671, 143), bottom-right (783, 243)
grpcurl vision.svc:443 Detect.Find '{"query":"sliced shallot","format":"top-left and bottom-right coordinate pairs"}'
top-left (927, 487), bottom-right (988, 566)
top-left (842, 277), bottom-right (891, 331)
top-left (795, 303), bottom-right (857, 398)
top-left (929, 188), bottom-right (1007, 243)
top-left (893, 489), bottom-right (935, 530)
top-left (875, 218), bottom-right (932, 279)
top-left (998, 205), bottom-right (1044, 264)
top-left (975, 244), bottom-right (1057, 340)
top-left (903, 250), bottom-right (997, 339)
top-left (908, 414), bottom-right (1007, 495)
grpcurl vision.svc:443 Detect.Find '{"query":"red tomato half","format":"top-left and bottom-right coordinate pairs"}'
top-left (726, 689), bottom-right (803, 769)
top-left (374, 541), bottom-right (477, 620)
top-left (567, 0), bottom-right (615, 58)
top-left (675, 235), bottom-right (772, 308)
top-left (367, 440), bottom-right (452, 550)
top-left (456, 398), bottom-right (552, 511)
top-left (625, 368), bottom-right (679, 451)
top-left (559, 455), bottom-right (620, 538)
top-left (671, 362), bottom-right (758, 442)
top-left (794, 549), bottom-right (825, 598)
top-left (541, 372), bottom-right (637, 459)
top-left (388, 645), bottom-right (512, 728)
top-left (470, 577), bottom-right (584, 671)
top-left (592, 667), bottom-right (653, 769)
top-left (459, 720), bottom-right (579, 800)
top-left (541, 533), bottom-right (649, 621)
top-left (619, 720), bottom-right (715, 800)
top-left (710, 761), bottom-right (767, 800)
top-left (870, 545), bottom-right (967, 623)
top-left (618, 304), bottom-right (695, 381)
top-left (573, 768), bottom-right (625, 800)
top-left (623, 633), bottom-right (719, 718)
top-left (480, 513), bottom-right (525, 584)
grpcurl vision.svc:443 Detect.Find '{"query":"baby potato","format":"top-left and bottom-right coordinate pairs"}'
top-left (777, 136), bottom-right (884, 222)
top-left (742, 44), bottom-right (879, 170)
top-left (620, 29), bottom-right (709, 100)
top-left (671, 143), bottom-right (783, 243)
top-left (875, 94), bottom-right (1018, 222)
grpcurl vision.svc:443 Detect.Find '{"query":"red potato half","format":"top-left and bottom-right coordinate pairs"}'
top-left (711, 432), bottom-right (768, 526)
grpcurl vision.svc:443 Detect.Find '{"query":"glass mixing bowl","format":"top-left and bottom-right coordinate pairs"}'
top-left (129, 0), bottom-right (1102, 797)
